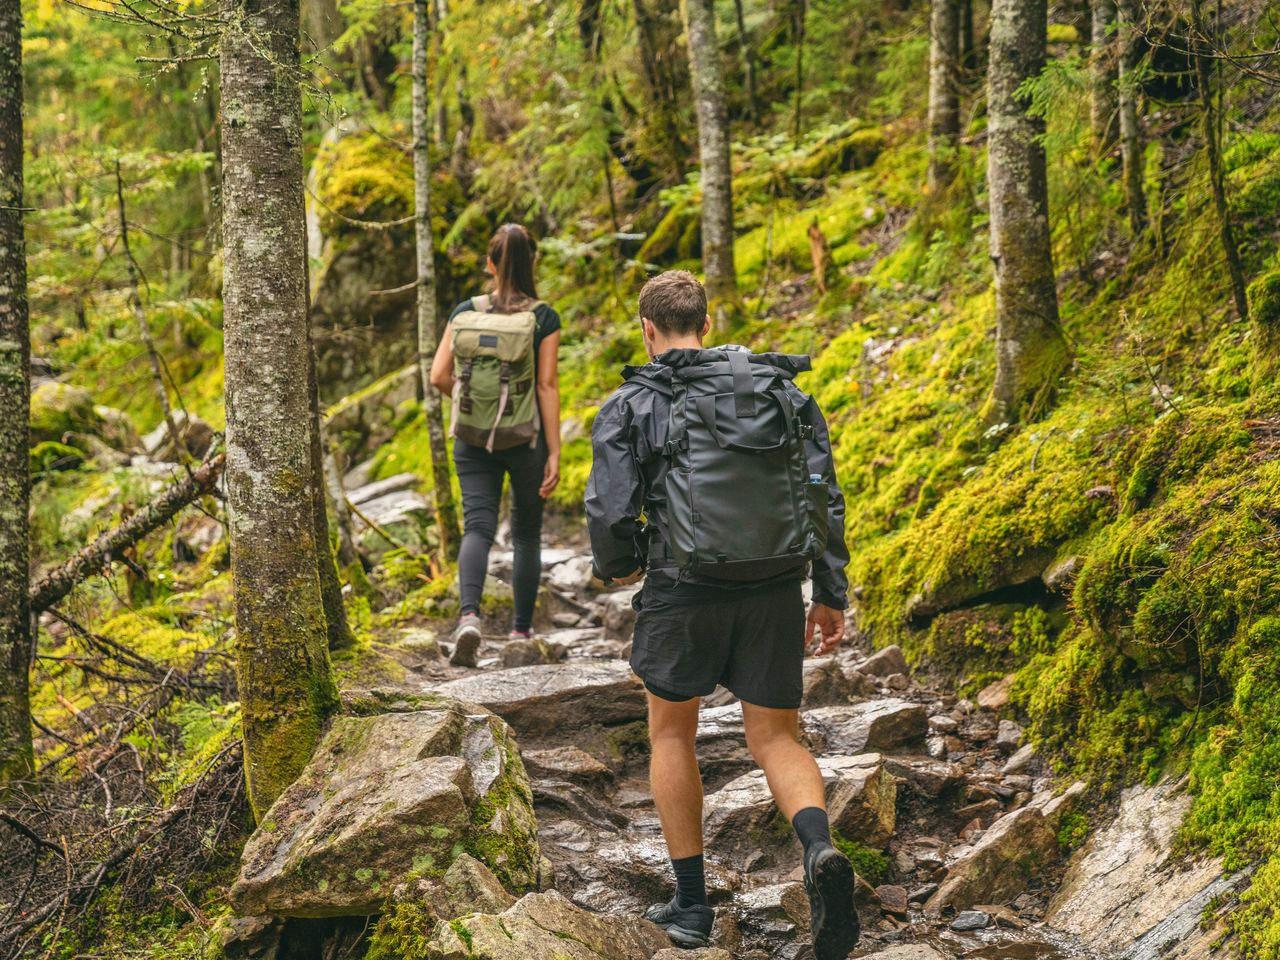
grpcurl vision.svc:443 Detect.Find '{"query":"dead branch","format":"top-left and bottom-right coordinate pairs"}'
top-left (29, 453), bottom-right (225, 614)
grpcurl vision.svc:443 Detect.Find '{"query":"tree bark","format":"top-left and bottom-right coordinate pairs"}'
top-left (1115, 0), bottom-right (1146, 236)
top-left (634, 0), bottom-right (690, 178)
top-left (683, 0), bottom-right (738, 330)
top-left (927, 0), bottom-right (963, 192)
top-left (449, 59), bottom-right (474, 194)
top-left (1190, 0), bottom-right (1248, 320)
top-left (986, 0), bottom-right (1068, 423)
top-left (791, 0), bottom-right (807, 146)
top-left (960, 0), bottom-right (977, 75)
top-left (1089, 0), bottom-right (1118, 153)
top-left (30, 454), bottom-right (225, 615)
top-left (414, 0), bottom-right (461, 561)
top-left (732, 0), bottom-right (760, 123)
top-left (220, 0), bottom-right (340, 820)
top-left (0, 0), bottom-right (32, 792)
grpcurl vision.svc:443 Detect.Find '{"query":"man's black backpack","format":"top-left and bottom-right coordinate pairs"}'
top-left (648, 348), bottom-right (829, 582)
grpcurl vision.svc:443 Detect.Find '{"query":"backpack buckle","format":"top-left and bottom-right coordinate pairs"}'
top-left (663, 437), bottom-right (687, 456)
top-left (794, 423), bottom-right (815, 440)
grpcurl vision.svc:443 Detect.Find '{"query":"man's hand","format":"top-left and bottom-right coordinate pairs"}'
top-left (613, 566), bottom-right (645, 586)
top-left (805, 602), bottom-right (846, 656)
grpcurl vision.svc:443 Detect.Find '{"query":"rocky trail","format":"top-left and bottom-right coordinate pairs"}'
top-left (219, 492), bottom-right (1245, 960)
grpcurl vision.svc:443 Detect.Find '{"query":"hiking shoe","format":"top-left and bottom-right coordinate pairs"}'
top-left (644, 896), bottom-right (714, 948)
top-left (449, 613), bottom-right (482, 667)
top-left (509, 629), bottom-right (533, 641)
top-left (804, 843), bottom-right (860, 960)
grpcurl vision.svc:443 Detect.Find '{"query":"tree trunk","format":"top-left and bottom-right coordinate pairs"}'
top-left (1190, 0), bottom-right (1248, 320)
top-left (732, 0), bottom-right (760, 123)
top-left (683, 0), bottom-right (738, 330)
top-left (986, 0), bottom-right (1067, 423)
top-left (449, 59), bottom-right (474, 194)
top-left (220, 0), bottom-right (340, 820)
top-left (0, 0), bottom-right (32, 793)
top-left (414, 0), bottom-right (461, 561)
top-left (634, 0), bottom-right (690, 178)
top-left (1089, 0), bottom-right (1118, 153)
top-left (791, 0), bottom-right (807, 146)
top-left (927, 0), bottom-right (962, 193)
top-left (1115, 0), bottom-right (1145, 236)
top-left (960, 0), bottom-right (977, 75)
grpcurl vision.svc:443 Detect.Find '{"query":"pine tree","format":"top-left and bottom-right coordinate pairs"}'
top-left (683, 0), bottom-right (738, 329)
top-left (220, 0), bottom-right (340, 818)
top-left (0, 0), bottom-right (32, 793)
top-left (986, 0), bottom-right (1067, 423)
top-left (414, 0), bottom-right (461, 560)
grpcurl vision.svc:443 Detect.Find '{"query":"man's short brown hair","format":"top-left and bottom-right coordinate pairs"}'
top-left (639, 270), bottom-right (707, 336)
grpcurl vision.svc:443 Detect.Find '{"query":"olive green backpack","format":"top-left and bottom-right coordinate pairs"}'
top-left (449, 294), bottom-right (541, 451)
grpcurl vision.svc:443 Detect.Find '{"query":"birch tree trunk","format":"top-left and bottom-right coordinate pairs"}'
top-left (221, 0), bottom-right (339, 819)
top-left (0, 0), bottom-right (32, 792)
top-left (683, 0), bottom-right (738, 330)
top-left (1090, 0), bottom-right (1118, 153)
top-left (414, 0), bottom-right (460, 560)
top-left (1115, 0), bottom-right (1146, 236)
top-left (927, 0), bottom-right (962, 193)
top-left (986, 0), bottom-right (1067, 423)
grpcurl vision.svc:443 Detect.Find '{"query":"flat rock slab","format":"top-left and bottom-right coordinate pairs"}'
top-left (431, 662), bottom-right (645, 738)
top-left (807, 698), bottom-right (928, 754)
top-left (858, 946), bottom-right (953, 960)
top-left (705, 753), bottom-right (895, 852)
top-left (229, 703), bottom-right (538, 918)
top-left (426, 890), bottom-right (671, 959)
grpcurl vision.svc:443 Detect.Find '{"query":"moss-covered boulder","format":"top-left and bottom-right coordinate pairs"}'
top-left (29, 382), bottom-right (104, 444)
top-left (228, 700), bottom-right (539, 918)
top-left (422, 890), bottom-right (671, 960)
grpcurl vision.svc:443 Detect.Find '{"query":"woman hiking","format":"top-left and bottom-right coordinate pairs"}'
top-left (431, 223), bottom-right (562, 667)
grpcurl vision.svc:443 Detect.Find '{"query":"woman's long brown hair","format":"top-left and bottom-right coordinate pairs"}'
top-left (488, 223), bottom-right (538, 310)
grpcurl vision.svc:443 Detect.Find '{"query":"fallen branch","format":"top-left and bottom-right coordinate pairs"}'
top-left (29, 453), bottom-right (225, 614)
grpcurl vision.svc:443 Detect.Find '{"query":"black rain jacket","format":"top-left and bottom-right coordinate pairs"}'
top-left (584, 346), bottom-right (851, 609)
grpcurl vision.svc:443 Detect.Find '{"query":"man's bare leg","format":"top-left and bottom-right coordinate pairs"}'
top-left (644, 691), bottom-right (715, 946)
top-left (742, 702), bottom-right (825, 818)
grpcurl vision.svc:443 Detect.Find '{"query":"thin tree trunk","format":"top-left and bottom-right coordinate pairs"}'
top-left (634, 0), bottom-right (689, 178)
top-left (220, 0), bottom-right (339, 820)
top-left (449, 58), bottom-right (474, 194)
top-left (986, 0), bottom-right (1067, 423)
top-left (415, 0), bottom-right (461, 561)
top-left (927, 0), bottom-right (962, 192)
top-left (1089, 0), bottom-right (1118, 153)
top-left (1115, 0), bottom-right (1146, 236)
top-left (322, 441), bottom-right (359, 568)
top-left (432, 0), bottom-right (449, 154)
top-left (115, 163), bottom-right (189, 465)
top-left (684, 0), bottom-right (738, 331)
top-left (732, 0), bottom-right (760, 123)
top-left (1190, 0), bottom-right (1248, 320)
top-left (960, 0), bottom-right (977, 75)
top-left (792, 0), bottom-right (807, 147)
top-left (0, 0), bottom-right (32, 793)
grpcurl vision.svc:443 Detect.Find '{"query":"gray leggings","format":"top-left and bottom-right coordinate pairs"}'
top-left (453, 438), bottom-right (546, 632)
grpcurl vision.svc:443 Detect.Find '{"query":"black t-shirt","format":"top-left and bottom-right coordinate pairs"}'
top-left (448, 298), bottom-right (562, 377)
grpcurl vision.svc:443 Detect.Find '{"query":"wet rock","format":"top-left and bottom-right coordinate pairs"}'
top-left (218, 914), bottom-right (282, 959)
top-left (883, 672), bottom-right (910, 691)
top-left (427, 890), bottom-right (671, 959)
top-left (806, 698), bottom-right (928, 754)
top-left (432, 661), bottom-right (646, 739)
top-left (996, 719), bottom-right (1023, 752)
top-left (882, 757), bottom-right (964, 798)
top-left (547, 555), bottom-right (596, 593)
top-left (877, 884), bottom-right (909, 917)
top-left (955, 798), bottom-right (1001, 824)
top-left (976, 675), bottom-right (1015, 711)
top-left (705, 754), bottom-right (896, 851)
top-left (1046, 779), bottom-right (1250, 960)
top-left (499, 636), bottom-right (568, 668)
top-left (860, 945), bottom-right (951, 960)
top-left (601, 587), bottom-right (641, 642)
top-left (802, 656), bottom-right (855, 706)
top-left (653, 951), bottom-right (733, 960)
top-left (576, 839), bottom-right (741, 906)
top-left (924, 783), bottom-right (1084, 915)
top-left (387, 853), bottom-right (515, 922)
top-left (1042, 554), bottom-right (1080, 592)
top-left (1002, 774), bottom-right (1033, 793)
top-left (522, 745), bottom-right (612, 786)
top-left (229, 703), bottom-right (538, 917)
top-left (1001, 743), bottom-right (1035, 775)
top-left (928, 714), bottom-right (958, 733)
top-left (908, 883), bottom-right (938, 903)
top-left (973, 903), bottom-right (1023, 928)
top-left (552, 612), bottom-right (581, 628)
top-left (951, 909), bottom-right (991, 930)
top-left (739, 881), bottom-right (809, 928)
top-left (857, 644), bottom-right (908, 677)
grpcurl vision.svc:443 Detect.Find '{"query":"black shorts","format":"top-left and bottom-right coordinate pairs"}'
top-left (629, 579), bottom-right (806, 710)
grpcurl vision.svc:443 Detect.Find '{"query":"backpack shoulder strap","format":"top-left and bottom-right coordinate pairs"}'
top-left (472, 293), bottom-right (491, 312)
top-left (727, 349), bottom-right (757, 418)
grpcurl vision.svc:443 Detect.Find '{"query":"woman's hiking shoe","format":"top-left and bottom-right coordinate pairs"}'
top-left (449, 613), bottom-right (482, 667)
top-left (804, 843), bottom-right (860, 960)
top-left (643, 896), bottom-right (714, 948)
top-left (509, 629), bottom-right (533, 641)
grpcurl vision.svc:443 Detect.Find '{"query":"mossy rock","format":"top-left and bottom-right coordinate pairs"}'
top-left (29, 439), bottom-right (85, 475)
top-left (638, 201), bottom-right (700, 264)
top-left (786, 126), bottom-right (887, 181)
top-left (1248, 269), bottom-right (1280, 331)
top-left (30, 382), bottom-right (104, 445)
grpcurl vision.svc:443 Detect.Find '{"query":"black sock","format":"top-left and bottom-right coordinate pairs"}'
top-left (671, 853), bottom-right (708, 908)
top-left (792, 806), bottom-right (832, 855)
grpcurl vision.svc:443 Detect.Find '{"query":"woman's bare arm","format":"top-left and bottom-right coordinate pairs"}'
top-left (430, 322), bottom-right (455, 394)
top-left (536, 330), bottom-right (561, 497)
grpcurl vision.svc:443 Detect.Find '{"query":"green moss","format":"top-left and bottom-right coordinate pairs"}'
top-left (831, 831), bottom-right (890, 884)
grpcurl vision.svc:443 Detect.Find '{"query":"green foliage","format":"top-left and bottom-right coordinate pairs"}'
top-left (831, 831), bottom-right (890, 885)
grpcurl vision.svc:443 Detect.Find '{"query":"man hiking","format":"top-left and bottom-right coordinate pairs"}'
top-left (585, 270), bottom-right (859, 959)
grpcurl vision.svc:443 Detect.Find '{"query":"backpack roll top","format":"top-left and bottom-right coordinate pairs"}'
top-left (660, 349), bottom-right (829, 582)
top-left (450, 295), bottom-right (541, 451)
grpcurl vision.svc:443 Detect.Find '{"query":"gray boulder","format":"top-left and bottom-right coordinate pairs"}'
top-left (229, 702), bottom-right (538, 917)
top-left (431, 661), bottom-right (646, 739)
top-left (806, 698), bottom-right (928, 754)
top-left (856, 644), bottom-right (909, 677)
top-left (601, 587), bottom-right (641, 642)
